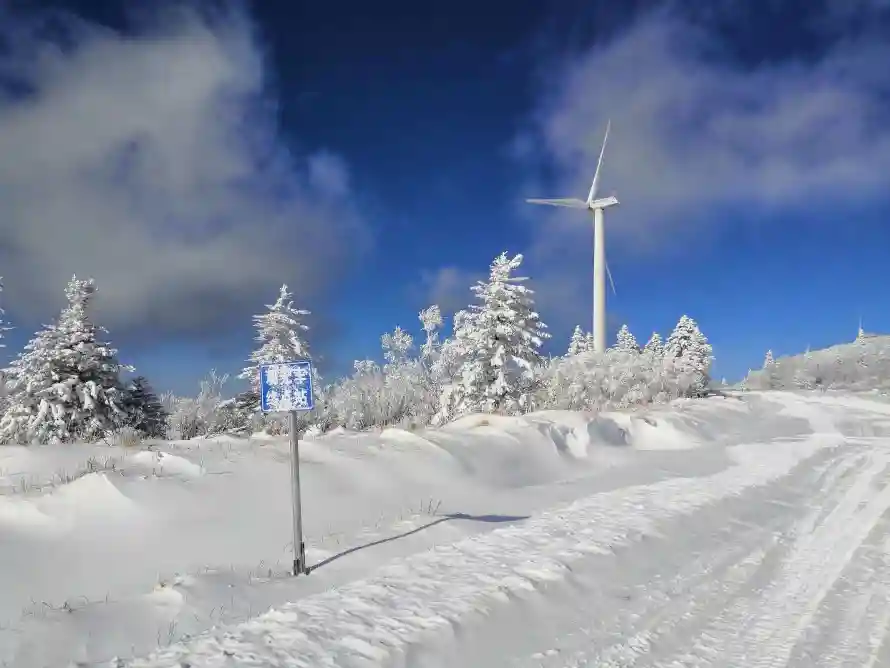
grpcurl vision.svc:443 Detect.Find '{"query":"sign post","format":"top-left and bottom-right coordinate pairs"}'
top-left (260, 360), bottom-right (315, 576)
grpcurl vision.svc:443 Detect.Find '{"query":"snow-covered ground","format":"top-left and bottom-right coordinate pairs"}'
top-left (3, 391), bottom-right (890, 667)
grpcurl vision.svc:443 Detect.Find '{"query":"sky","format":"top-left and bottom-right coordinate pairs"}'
top-left (0, 0), bottom-right (888, 394)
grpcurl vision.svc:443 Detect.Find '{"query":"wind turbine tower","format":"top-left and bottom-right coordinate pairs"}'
top-left (527, 121), bottom-right (618, 354)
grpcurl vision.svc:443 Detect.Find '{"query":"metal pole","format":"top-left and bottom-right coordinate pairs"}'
top-left (289, 410), bottom-right (307, 575)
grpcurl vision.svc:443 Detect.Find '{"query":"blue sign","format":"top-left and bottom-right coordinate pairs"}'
top-left (260, 361), bottom-right (315, 413)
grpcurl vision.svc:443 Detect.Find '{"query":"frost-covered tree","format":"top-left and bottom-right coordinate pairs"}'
top-left (536, 346), bottom-right (676, 412)
top-left (0, 278), bottom-right (13, 415)
top-left (763, 349), bottom-right (775, 368)
top-left (240, 284), bottom-right (311, 395)
top-left (436, 252), bottom-right (550, 420)
top-left (643, 332), bottom-right (664, 359)
top-left (664, 315), bottom-right (713, 396)
top-left (418, 305), bottom-right (443, 369)
top-left (123, 376), bottom-right (168, 439)
top-left (614, 324), bottom-right (640, 353)
top-left (430, 309), bottom-right (468, 385)
top-left (568, 325), bottom-right (589, 356)
top-left (381, 326), bottom-right (414, 368)
top-left (0, 277), bottom-right (10, 350)
top-left (0, 276), bottom-right (132, 444)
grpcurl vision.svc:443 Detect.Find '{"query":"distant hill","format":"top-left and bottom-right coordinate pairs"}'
top-left (740, 334), bottom-right (890, 392)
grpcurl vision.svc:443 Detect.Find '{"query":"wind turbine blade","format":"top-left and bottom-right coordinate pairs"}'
top-left (526, 198), bottom-right (589, 209)
top-left (606, 260), bottom-right (617, 296)
top-left (586, 119), bottom-right (611, 204)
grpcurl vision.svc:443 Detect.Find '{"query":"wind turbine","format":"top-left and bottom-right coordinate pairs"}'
top-left (526, 120), bottom-right (618, 354)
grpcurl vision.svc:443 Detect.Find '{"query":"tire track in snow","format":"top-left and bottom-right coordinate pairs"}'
top-left (651, 447), bottom-right (890, 668)
top-left (790, 527), bottom-right (890, 668)
top-left (505, 448), bottom-right (867, 668)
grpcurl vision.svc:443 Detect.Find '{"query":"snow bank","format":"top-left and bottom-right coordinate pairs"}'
top-left (129, 393), bottom-right (844, 668)
top-left (0, 392), bottom-right (818, 667)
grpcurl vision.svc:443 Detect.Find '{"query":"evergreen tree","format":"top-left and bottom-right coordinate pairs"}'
top-left (643, 331), bottom-right (664, 358)
top-left (664, 315), bottom-right (713, 395)
top-left (568, 325), bottom-right (589, 356)
top-left (614, 324), bottom-right (640, 353)
top-left (438, 252), bottom-right (550, 418)
top-left (763, 349), bottom-right (775, 368)
top-left (239, 283), bottom-right (311, 396)
top-left (123, 376), bottom-right (168, 438)
top-left (0, 276), bottom-right (132, 443)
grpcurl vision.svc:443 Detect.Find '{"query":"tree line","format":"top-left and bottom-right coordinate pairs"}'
top-left (0, 252), bottom-right (714, 444)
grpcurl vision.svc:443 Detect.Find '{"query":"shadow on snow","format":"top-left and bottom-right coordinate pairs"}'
top-left (307, 513), bottom-right (529, 574)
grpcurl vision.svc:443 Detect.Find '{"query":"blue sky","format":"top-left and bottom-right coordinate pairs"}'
top-left (0, 0), bottom-right (888, 394)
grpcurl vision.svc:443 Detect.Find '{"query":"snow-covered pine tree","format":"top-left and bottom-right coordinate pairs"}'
top-left (643, 331), bottom-right (664, 358)
top-left (437, 252), bottom-right (550, 419)
top-left (123, 376), bottom-right (168, 438)
top-left (568, 325), bottom-right (589, 356)
top-left (763, 349), bottom-right (775, 368)
top-left (664, 315), bottom-right (713, 396)
top-left (0, 276), bottom-right (132, 444)
top-left (614, 324), bottom-right (640, 353)
top-left (239, 283), bottom-right (311, 396)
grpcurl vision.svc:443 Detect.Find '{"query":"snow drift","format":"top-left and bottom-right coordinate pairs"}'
top-left (0, 392), bottom-right (812, 666)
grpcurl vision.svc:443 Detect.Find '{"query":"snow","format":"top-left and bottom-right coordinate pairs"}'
top-left (3, 390), bottom-right (890, 667)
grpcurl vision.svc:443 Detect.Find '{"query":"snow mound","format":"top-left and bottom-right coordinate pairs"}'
top-left (129, 451), bottom-right (203, 479)
top-left (444, 413), bottom-right (531, 432)
top-left (36, 473), bottom-right (138, 526)
top-left (379, 428), bottom-right (438, 448)
top-left (0, 496), bottom-right (55, 534)
top-left (600, 412), bottom-right (699, 451)
top-left (526, 411), bottom-right (602, 458)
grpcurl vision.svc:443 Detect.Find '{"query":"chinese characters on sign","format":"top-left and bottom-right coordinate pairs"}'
top-left (260, 361), bottom-right (315, 413)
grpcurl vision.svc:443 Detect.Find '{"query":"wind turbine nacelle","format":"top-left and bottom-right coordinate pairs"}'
top-left (589, 195), bottom-right (619, 210)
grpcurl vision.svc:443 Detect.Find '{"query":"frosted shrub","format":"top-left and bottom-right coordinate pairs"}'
top-left (324, 357), bottom-right (435, 431)
top-left (107, 425), bottom-right (144, 448)
top-left (536, 345), bottom-right (700, 413)
top-left (163, 371), bottom-right (245, 439)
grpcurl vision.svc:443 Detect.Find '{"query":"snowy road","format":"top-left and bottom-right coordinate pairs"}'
top-left (127, 392), bottom-right (890, 668)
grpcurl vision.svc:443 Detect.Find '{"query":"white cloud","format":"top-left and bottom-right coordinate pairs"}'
top-left (522, 8), bottom-right (890, 253)
top-left (419, 266), bottom-right (484, 315)
top-left (514, 2), bottom-right (890, 343)
top-left (308, 150), bottom-right (351, 198)
top-left (0, 6), bottom-right (369, 334)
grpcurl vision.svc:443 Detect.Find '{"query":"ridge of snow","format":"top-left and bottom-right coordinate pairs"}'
top-left (128, 395), bottom-right (840, 668)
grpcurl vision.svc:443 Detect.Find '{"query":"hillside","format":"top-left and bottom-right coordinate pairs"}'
top-left (741, 334), bottom-right (890, 393)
